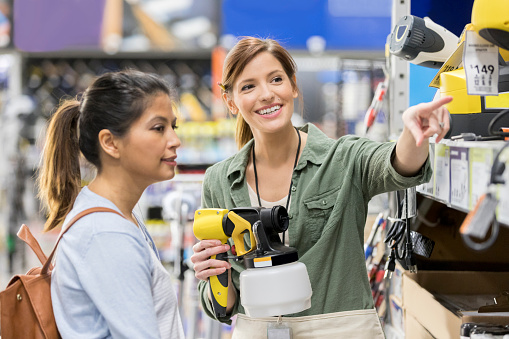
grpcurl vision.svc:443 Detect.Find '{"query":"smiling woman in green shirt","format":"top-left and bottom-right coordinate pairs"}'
top-left (190, 37), bottom-right (452, 339)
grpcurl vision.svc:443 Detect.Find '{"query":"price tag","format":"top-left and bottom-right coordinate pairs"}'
top-left (450, 147), bottom-right (469, 210)
top-left (469, 147), bottom-right (493, 209)
top-left (463, 30), bottom-right (499, 96)
top-left (434, 144), bottom-right (450, 203)
top-left (497, 156), bottom-right (509, 225)
top-left (426, 143), bottom-right (435, 196)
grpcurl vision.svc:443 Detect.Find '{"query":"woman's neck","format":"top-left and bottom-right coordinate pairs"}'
top-left (87, 171), bottom-right (145, 220)
top-left (251, 125), bottom-right (301, 167)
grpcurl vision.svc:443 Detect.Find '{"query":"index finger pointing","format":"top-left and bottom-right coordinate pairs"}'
top-left (423, 96), bottom-right (453, 112)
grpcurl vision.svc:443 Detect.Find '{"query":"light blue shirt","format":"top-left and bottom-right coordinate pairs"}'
top-left (51, 186), bottom-right (184, 339)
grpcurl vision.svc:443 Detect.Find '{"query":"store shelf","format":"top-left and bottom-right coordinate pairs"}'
top-left (416, 139), bottom-right (509, 226)
top-left (20, 49), bottom-right (213, 60)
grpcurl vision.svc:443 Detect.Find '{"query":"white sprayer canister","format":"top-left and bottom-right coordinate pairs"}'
top-left (239, 261), bottom-right (312, 318)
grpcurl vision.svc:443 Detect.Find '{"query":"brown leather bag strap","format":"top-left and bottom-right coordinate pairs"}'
top-left (17, 224), bottom-right (49, 265)
top-left (41, 207), bottom-right (125, 275)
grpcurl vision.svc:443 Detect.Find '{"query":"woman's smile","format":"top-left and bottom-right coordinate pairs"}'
top-left (255, 104), bottom-right (283, 118)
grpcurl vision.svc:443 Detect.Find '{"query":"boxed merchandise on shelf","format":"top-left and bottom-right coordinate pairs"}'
top-left (417, 140), bottom-right (509, 225)
top-left (402, 270), bottom-right (509, 339)
top-left (449, 146), bottom-right (470, 211)
top-left (498, 160), bottom-right (509, 225)
top-left (433, 143), bottom-right (450, 204)
top-left (417, 143), bottom-right (435, 196)
top-left (468, 147), bottom-right (494, 210)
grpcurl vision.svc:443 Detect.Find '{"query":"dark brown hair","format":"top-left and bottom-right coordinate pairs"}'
top-left (221, 37), bottom-right (302, 148)
top-left (37, 70), bottom-right (172, 231)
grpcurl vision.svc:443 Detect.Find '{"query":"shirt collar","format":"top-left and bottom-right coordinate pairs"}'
top-left (295, 123), bottom-right (333, 170)
top-left (226, 123), bottom-right (333, 184)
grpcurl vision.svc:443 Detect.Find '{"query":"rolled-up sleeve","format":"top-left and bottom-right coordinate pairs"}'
top-left (349, 137), bottom-right (432, 198)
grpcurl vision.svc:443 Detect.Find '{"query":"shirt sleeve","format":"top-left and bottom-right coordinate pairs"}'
top-left (197, 279), bottom-right (240, 325)
top-left (77, 231), bottom-right (160, 339)
top-left (201, 169), bottom-right (214, 208)
top-left (353, 138), bottom-right (432, 198)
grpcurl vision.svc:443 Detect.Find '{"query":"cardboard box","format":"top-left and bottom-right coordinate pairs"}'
top-left (404, 312), bottom-right (435, 339)
top-left (402, 271), bottom-right (509, 339)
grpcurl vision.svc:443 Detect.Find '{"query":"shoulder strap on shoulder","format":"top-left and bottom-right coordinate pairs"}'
top-left (41, 207), bottom-right (125, 274)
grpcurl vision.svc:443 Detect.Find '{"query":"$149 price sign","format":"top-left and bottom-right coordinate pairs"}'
top-left (463, 30), bottom-right (499, 96)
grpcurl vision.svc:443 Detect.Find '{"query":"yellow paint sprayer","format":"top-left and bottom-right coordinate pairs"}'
top-left (193, 206), bottom-right (312, 318)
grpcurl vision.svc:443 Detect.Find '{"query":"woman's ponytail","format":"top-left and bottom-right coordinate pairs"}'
top-left (235, 114), bottom-right (253, 149)
top-left (37, 99), bottom-right (81, 231)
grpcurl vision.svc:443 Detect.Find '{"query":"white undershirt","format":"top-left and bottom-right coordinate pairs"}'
top-left (247, 184), bottom-right (290, 245)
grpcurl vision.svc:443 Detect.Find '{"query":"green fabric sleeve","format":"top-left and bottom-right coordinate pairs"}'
top-left (201, 168), bottom-right (213, 208)
top-left (197, 279), bottom-right (240, 325)
top-left (353, 138), bottom-right (432, 198)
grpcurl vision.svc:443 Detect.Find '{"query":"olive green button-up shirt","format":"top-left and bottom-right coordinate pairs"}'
top-left (198, 123), bottom-right (431, 324)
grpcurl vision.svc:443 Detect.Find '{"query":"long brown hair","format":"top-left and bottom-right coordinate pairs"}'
top-left (37, 70), bottom-right (172, 231)
top-left (37, 100), bottom-right (81, 232)
top-left (220, 37), bottom-right (303, 148)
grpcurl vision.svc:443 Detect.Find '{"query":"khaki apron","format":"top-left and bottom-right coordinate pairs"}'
top-left (232, 308), bottom-right (384, 339)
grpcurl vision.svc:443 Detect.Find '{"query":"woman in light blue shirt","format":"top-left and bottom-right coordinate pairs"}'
top-left (37, 70), bottom-right (185, 338)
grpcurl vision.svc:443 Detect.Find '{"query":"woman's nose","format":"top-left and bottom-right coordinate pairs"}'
top-left (168, 131), bottom-right (181, 149)
top-left (259, 84), bottom-right (275, 101)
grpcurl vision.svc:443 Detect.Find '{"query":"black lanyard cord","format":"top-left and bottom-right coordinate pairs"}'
top-left (252, 126), bottom-right (301, 243)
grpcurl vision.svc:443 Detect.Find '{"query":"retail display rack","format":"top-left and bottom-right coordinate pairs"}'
top-left (20, 51), bottom-right (236, 167)
top-left (418, 139), bottom-right (509, 226)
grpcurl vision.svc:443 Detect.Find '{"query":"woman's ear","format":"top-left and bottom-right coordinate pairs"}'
top-left (222, 92), bottom-right (238, 115)
top-left (97, 129), bottom-right (120, 159)
top-left (292, 75), bottom-right (299, 99)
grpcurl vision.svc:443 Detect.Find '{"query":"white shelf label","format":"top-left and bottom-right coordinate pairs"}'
top-left (463, 30), bottom-right (499, 96)
top-left (469, 148), bottom-right (493, 209)
top-left (427, 143), bottom-right (435, 196)
top-left (450, 147), bottom-right (469, 210)
top-left (434, 144), bottom-right (450, 203)
top-left (497, 157), bottom-right (509, 225)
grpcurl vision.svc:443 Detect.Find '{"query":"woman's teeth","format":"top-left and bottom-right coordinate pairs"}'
top-left (257, 105), bottom-right (280, 115)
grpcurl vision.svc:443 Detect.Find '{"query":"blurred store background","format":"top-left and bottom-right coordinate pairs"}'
top-left (0, 1), bottom-right (479, 338)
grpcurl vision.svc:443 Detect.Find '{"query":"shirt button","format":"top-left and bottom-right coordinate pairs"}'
top-left (288, 213), bottom-right (293, 219)
top-left (291, 186), bottom-right (297, 192)
top-left (322, 200), bottom-right (327, 205)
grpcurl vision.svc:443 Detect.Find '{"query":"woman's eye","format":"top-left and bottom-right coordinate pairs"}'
top-left (272, 76), bottom-right (283, 83)
top-left (241, 84), bottom-right (254, 91)
top-left (153, 125), bottom-right (165, 132)
top-left (172, 124), bottom-right (178, 130)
